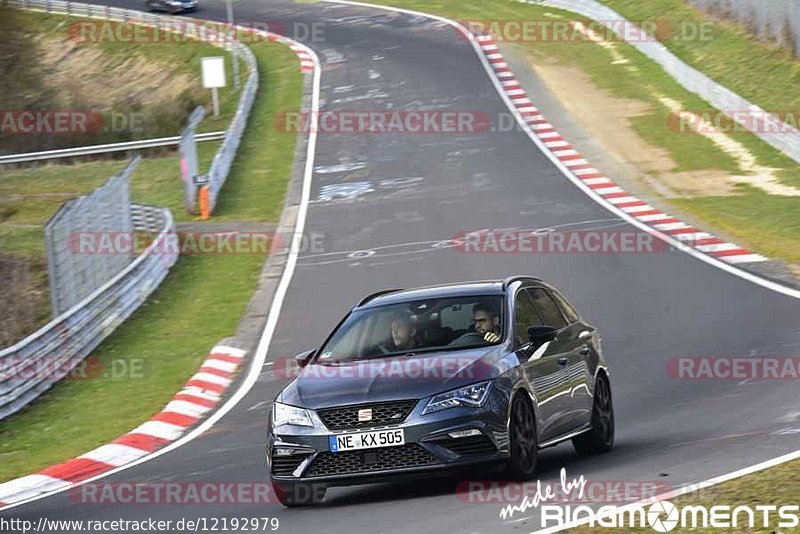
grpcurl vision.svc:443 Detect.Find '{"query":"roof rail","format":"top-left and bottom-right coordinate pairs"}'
top-left (501, 275), bottom-right (542, 290)
top-left (357, 288), bottom-right (404, 307)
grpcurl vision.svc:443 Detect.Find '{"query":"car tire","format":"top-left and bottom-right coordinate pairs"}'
top-left (505, 392), bottom-right (538, 480)
top-left (271, 481), bottom-right (326, 507)
top-left (572, 373), bottom-right (614, 455)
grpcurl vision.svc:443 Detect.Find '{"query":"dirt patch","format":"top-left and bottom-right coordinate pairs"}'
top-left (36, 36), bottom-right (199, 114)
top-left (527, 60), bottom-right (739, 197)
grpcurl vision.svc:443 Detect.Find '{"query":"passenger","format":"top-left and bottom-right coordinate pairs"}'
top-left (384, 311), bottom-right (419, 352)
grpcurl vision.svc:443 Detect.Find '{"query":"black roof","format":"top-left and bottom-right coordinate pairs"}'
top-left (357, 276), bottom-right (543, 308)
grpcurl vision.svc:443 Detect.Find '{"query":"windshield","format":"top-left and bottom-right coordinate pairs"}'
top-left (317, 295), bottom-right (505, 363)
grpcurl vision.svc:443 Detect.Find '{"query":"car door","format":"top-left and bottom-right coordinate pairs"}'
top-left (513, 287), bottom-right (569, 442)
top-left (528, 287), bottom-right (590, 438)
top-left (549, 289), bottom-right (597, 428)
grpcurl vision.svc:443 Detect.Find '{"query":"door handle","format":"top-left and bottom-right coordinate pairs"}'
top-left (557, 357), bottom-right (569, 366)
top-left (579, 347), bottom-right (591, 356)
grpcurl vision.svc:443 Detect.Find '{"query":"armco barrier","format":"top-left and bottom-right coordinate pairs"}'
top-left (530, 0), bottom-right (800, 165)
top-left (6, 0), bottom-right (260, 213)
top-left (0, 204), bottom-right (178, 420)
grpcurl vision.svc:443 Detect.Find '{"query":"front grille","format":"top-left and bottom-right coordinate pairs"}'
top-left (271, 452), bottom-right (312, 477)
top-left (437, 435), bottom-right (497, 456)
top-left (317, 400), bottom-right (417, 430)
top-left (306, 444), bottom-right (438, 477)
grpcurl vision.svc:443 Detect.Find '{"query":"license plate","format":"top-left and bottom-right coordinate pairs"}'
top-left (329, 429), bottom-right (405, 452)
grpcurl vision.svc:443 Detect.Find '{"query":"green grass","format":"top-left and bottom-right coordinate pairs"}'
top-left (673, 186), bottom-right (800, 262)
top-left (0, 29), bottom-right (302, 481)
top-left (569, 457), bottom-right (800, 533)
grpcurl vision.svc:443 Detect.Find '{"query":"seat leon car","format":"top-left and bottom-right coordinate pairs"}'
top-left (266, 276), bottom-right (614, 506)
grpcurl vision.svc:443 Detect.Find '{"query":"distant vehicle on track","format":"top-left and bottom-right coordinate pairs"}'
top-left (266, 276), bottom-right (614, 506)
top-left (144, 0), bottom-right (197, 13)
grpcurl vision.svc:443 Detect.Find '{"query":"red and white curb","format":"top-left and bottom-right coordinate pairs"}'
top-left (475, 34), bottom-right (767, 265)
top-left (289, 43), bottom-right (315, 72)
top-left (0, 345), bottom-right (246, 508)
top-left (253, 27), bottom-right (314, 72)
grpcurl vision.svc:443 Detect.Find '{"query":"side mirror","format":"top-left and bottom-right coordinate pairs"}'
top-left (527, 325), bottom-right (557, 345)
top-left (294, 349), bottom-right (315, 368)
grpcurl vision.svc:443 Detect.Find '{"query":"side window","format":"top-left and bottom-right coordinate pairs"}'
top-left (549, 290), bottom-right (580, 324)
top-left (529, 288), bottom-right (568, 329)
top-left (514, 290), bottom-right (542, 346)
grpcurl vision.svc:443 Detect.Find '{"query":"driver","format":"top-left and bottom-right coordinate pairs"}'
top-left (472, 301), bottom-right (501, 343)
top-left (448, 301), bottom-right (502, 346)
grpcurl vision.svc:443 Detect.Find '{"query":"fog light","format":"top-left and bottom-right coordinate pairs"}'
top-left (274, 448), bottom-right (296, 456)
top-left (448, 429), bottom-right (481, 439)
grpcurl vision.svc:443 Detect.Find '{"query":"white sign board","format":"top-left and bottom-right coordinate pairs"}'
top-left (201, 57), bottom-right (226, 88)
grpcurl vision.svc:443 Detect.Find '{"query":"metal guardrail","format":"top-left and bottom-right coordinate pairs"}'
top-left (7, 0), bottom-right (260, 213)
top-left (534, 0), bottom-right (800, 165)
top-left (0, 203), bottom-right (178, 419)
top-left (0, 131), bottom-right (225, 165)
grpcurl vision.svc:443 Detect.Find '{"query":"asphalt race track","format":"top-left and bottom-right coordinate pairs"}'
top-left (3, 1), bottom-right (800, 532)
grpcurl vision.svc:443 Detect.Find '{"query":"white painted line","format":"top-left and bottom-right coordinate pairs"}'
top-left (573, 167), bottom-right (599, 176)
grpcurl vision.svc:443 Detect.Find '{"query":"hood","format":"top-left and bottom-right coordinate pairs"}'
top-left (278, 345), bottom-right (507, 409)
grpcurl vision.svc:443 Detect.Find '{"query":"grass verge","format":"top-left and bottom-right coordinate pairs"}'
top-left (0, 26), bottom-right (303, 480)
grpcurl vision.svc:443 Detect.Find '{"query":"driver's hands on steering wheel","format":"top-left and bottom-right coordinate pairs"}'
top-left (483, 332), bottom-right (500, 343)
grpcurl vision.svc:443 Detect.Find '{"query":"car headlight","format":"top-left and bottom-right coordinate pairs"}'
top-left (423, 381), bottom-right (491, 415)
top-left (272, 402), bottom-right (314, 428)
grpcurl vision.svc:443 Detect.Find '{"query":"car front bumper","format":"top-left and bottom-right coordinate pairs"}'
top-left (266, 396), bottom-right (510, 487)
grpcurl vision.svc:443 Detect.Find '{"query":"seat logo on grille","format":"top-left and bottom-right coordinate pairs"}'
top-left (357, 408), bottom-right (373, 422)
